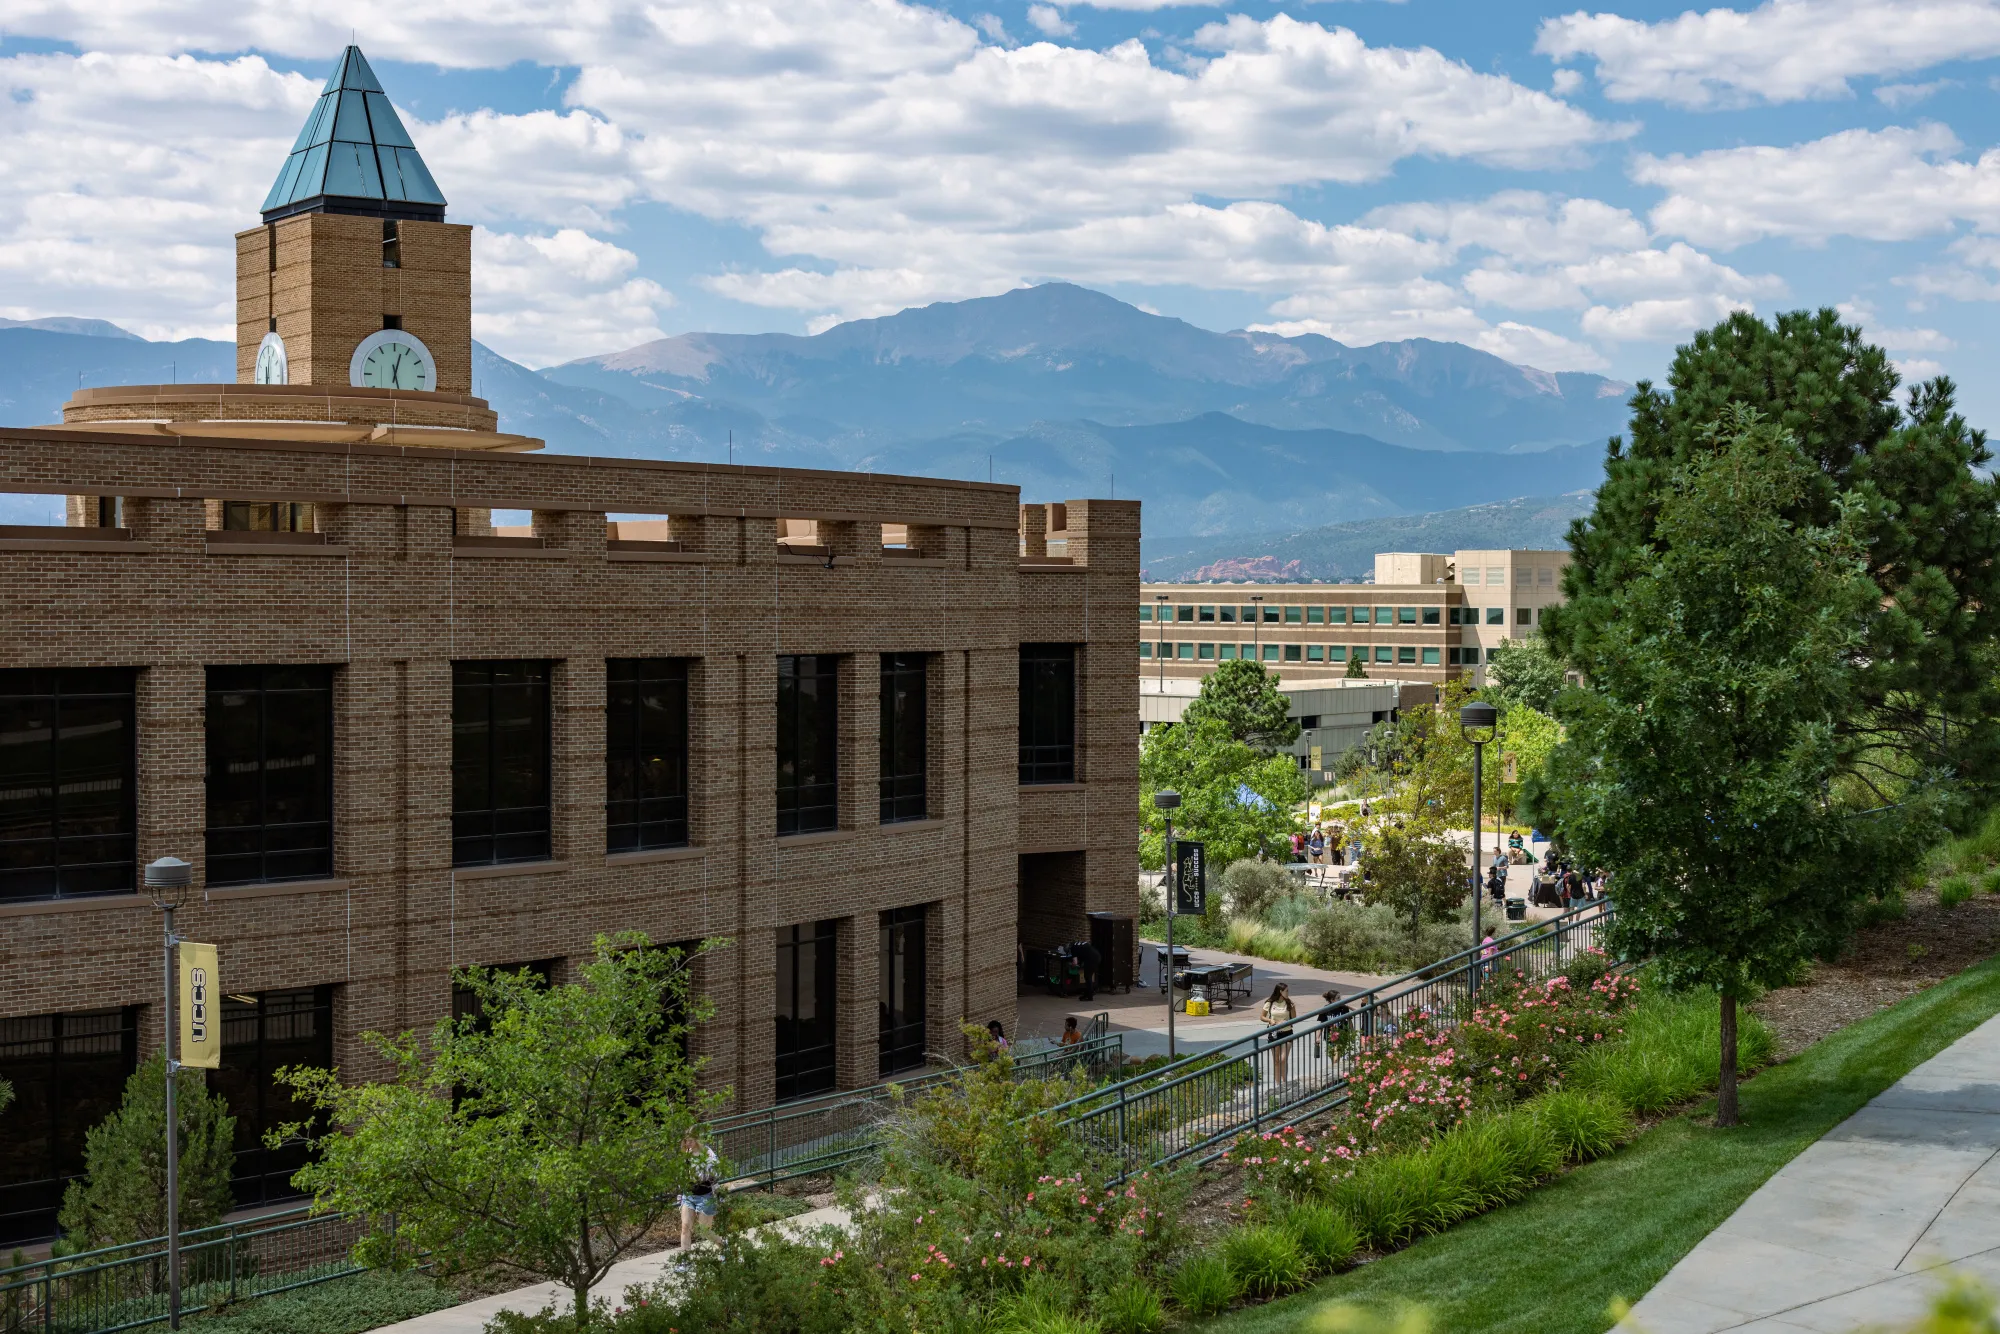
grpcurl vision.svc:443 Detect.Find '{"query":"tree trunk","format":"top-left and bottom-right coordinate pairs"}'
top-left (575, 1278), bottom-right (593, 1329)
top-left (1717, 990), bottom-right (1740, 1128)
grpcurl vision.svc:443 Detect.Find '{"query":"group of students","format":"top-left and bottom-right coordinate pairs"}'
top-left (1289, 826), bottom-right (1353, 865)
top-left (1484, 848), bottom-right (1604, 909)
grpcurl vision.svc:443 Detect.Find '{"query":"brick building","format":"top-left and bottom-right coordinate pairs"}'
top-left (1141, 548), bottom-right (1570, 688)
top-left (0, 46), bottom-right (1138, 1244)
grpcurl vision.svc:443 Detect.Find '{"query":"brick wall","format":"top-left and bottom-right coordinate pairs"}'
top-left (0, 429), bottom-right (1139, 1115)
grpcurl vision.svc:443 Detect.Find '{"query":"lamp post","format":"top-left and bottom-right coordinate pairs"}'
top-left (1459, 703), bottom-right (1498, 981)
top-left (1154, 790), bottom-right (1181, 1059)
top-left (1155, 593), bottom-right (1169, 689)
top-left (145, 855), bottom-right (193, 1330)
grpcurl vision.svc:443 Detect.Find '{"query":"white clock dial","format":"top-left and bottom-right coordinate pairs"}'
top-left (349, 328), bottom-right (437, 392)
top-left (254, 331), bottom-right (288, 385)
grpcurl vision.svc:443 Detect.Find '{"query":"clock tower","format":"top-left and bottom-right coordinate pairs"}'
top-left (235, 46), bottom-right (472, 396)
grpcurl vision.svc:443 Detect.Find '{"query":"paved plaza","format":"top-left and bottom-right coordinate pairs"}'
top-left (1624, 1013), bottom-right (2000, 1332)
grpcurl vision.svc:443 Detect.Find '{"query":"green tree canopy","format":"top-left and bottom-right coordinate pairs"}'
top-left (1487, 637), bottom-right (1566, 715)
top-left (1541, 407), bottom-right (1928, 1126)
top-left (1357, 825), bottom-right (1468, 931)
top-left (1548, 308), bottom-right (2000, 807)
top-left (59, 1056), bottom-right (236, 1251)
top-left (1180, 659), bottom-right (1300, 751)
top-left (280, 935), bottom-right (725, 1327)
top-left (1344, 651), bottom-right (1368, 679)
top-left (1140, 715), bottom-right (1305, 868)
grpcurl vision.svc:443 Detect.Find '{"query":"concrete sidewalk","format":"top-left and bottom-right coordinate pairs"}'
top-left (369, 1202), bottom-right (852, 1333)
top-left (1622, 1013), bottom-right (2000, 1333)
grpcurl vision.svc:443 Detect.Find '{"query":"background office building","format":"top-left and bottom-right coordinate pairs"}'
top-left (1141, 549), bottom-right (1570, 687)
top-left (0, 47), bottom-right (1138, 1244)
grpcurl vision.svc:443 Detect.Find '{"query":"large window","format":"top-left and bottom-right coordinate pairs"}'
top-left (452, 661), bottom-right (551, 867)
top-left (879, 654), bottom-right (927, 824)
top-left (0, 669), bottom-right (136, 903)
top-left (777, 655), bottom-right (839, 836)
top-left (206, 666), bottom-right (333, 886)
top-left (0, 1008), bottom-right (136, 1243)
top-left (775, 921), bottom-right (838, 1100)
top-left (880, 906), bottom-right (928, 1077)
top-left (606, 659), bottom-right (690, 853)
top-left (214, 987), bottom-right (333, 1207)
top-left (1019, 644), bottom-right (1076, 785)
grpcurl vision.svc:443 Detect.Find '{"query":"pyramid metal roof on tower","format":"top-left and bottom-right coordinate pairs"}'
top-left (260, 46), bottom-right (447, 224)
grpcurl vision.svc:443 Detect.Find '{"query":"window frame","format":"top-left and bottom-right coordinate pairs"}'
top-left (777, 655), bottom-right (841, 837)
top-left (879, 906), bottom-right (928, 1077)
top-left (451, 661), bottom-right (553, 868)
top-left (205, 665), bottom-right (335, 888)
top-left (0, 668), bottom-right (138, 904)
top-left (606, 658), bottom-right (691, 854)
top-left (879, 653), bottom-right (928, 825)
top-left (1019, 644), bottom-right (1077, 785)
top-left (775, 920), bottom-right (839, 1101)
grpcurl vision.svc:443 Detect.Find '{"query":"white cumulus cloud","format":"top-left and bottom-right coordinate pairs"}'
top-left (1537, 0), bottom-right (2000, 108)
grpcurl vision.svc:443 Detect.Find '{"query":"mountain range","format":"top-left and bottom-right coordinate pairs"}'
top-left (0, 284), bottom-right (1628, 544)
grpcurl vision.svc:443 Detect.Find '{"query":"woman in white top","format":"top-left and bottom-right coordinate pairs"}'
top-left (1260, 982), bottom-right (1298, 1084)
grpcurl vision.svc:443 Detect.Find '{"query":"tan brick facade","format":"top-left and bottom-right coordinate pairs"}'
top-left (0, 428), bottom-right (1139, 1119)
top-left (235, 213), bottom-right (474, 393)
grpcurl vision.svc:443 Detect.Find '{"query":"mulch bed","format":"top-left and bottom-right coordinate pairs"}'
top-left (1752, 885), bottom-right (2000, 1060)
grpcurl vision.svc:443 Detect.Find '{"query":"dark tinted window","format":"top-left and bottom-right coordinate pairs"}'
top-left (0, 1008), bottom-right (136, 1244)
top-left (213, 987), bottom-right (332, 1208)
top-left (206, 665), bottom-right (333, 886)
top-left (453, 661), bottom-right (551, 867)
top-left (879, 905), bottom-right (927, 1077)
top-left (879, 654), bottom-right (927, 824)
top-left (0, 669), bottom-right (136, 903)
top-left (777, 656), bottom-right (838, 836)
top-left (775, 920), bottom-right (838, 1100)
top-left (1019, 645), bottom-right (1076, 785)
top-left (607, 659), bottom-right (690, 853)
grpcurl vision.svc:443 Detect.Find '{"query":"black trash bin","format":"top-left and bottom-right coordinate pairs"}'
top-left (1505, 897), bottom-right (1527, 922)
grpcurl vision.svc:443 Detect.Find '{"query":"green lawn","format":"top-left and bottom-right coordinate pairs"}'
top-left (1195, 958), bottom-right (2000, 1334)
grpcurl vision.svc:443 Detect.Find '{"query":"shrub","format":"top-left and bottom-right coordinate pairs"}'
top-left (1223, 918), bottom-right (1311, 965)
top-left (187, 1270), bottom-right (453, 1334)
top-left (990, 1277), bottom-right (1104, 1334)
top-left (1220, 1225), bottom-right (1309, 1299)
top-left (714, 1190), bottom-right (811, 1235)
top-left (1224, 1124), bottom-right (1366, 1199)
top-left (61, 1055), bottom-right (237, 1250)
top-left (1532, 1089), bottom-right (1633, 1163)
top-left (613, 1229), bottom-right (849, 1334)
top-left (1941, 874), bottom-right (1978, 910)
top-left (1168, 1254), bottom-right (1238, 1317)
top-left (1569, 990), bottom-right (1774, 1115)
top-left (1984, 867), bottom-right (2000, 895)
top-left (1273, 1199), bottom-right (1359, 1276)
top-left (1326, 1108), bottom-right (1561, 1249)
top-left (1222, 859), bottom-right (1294, 919)
top-left (1094, 1281), bottom-right (1166, 1334)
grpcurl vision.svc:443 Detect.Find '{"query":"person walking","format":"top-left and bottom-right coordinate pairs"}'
top-left (1318, 988), bottom-right (1353, 1068)
top-left (679, 1134), bottom-right (721, 1250)
top-left (1307, 828), bottom-right (1326, 864)
top-left (1479, 931), bottom-right (1498, 981)
top-left (1260, 982), bottom-right (1298, 1085)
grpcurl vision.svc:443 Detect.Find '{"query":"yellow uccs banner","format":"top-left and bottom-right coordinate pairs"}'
top-left (178, 942), bottom-right (221, 1069)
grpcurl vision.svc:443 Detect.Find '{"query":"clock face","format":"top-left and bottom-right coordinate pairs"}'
top-left (254, 332), bottom-right (287, 385)
top-left (360, 338), bottom-right (430, 391)
top-left (349, 329), bottom-right (437, 392)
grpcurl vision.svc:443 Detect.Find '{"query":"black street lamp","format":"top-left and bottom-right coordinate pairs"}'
top-left (145, 855), bottom-right (192, 1329)
top-left (1154, 789), bottom-right (1182, 1058)
top-left (1459, 701), bottom-right (1498, 968)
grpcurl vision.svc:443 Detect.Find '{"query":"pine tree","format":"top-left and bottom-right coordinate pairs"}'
top-left (1179, 658), bottom-right (1299, 750)
top-left (1344, 651), bottom-right (1367, 679)
top-left (58, 1056), bottom-right (237, 1249)
top-left (1549, 308), bottom-right (2000, 806)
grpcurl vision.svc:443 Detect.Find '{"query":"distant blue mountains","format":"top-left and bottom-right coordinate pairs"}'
top-left (0, 283), bottom-right (1625, 542)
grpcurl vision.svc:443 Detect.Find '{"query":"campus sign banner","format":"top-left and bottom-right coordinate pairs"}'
top-left (1174, 840), bottom-right (1206, 915)
top-left (178, 941), bottom-right (221, 1069)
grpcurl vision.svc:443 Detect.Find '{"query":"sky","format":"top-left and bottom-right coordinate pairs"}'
top-left (0, 0), bottom-right (1996, 422)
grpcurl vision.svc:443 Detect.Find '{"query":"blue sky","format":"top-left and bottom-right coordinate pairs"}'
top-left (0, 0), bottom-right (1996, 422)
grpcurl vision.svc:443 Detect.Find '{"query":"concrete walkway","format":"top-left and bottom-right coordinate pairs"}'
top-left (369, 1202), bottom-right (851, 1332)
top-left (1623, 1013), bottom-right (2000, 1333)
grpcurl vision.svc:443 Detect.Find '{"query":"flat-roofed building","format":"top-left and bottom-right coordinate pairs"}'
top-left (1140, 548), bottom-right (1569, 687)
top-left (0, 46), bottom-right (1139, 1245)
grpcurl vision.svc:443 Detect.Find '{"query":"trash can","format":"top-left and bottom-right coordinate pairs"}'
top-left (1505, 897), bottom-right (1527, 921)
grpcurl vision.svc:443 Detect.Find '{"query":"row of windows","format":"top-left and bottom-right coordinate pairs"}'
top-left (1141, 605), bottom-right (1546, 627)
top-left (0, 649), bottom-right (1078, 901)
top-left (1144, 643), bottom-right (1449, 666)
top-left (1144, 604), bottom-right (1442, 626)
top-left (1461, 565), bottom-right (1560, 587)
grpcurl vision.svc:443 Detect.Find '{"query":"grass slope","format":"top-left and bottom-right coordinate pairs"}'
top-left (1196, 958), bottom-right (2000, 1334)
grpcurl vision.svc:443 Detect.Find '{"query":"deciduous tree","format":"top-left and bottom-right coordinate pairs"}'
top-left (1542, 407), bottom-right (1924, 1126)
top-left (1140, 716), bottom-right (1304, 868)
top-left (1487, 638), bottom-right (1566, 715)
top-left (279, 935), bottom-right (725, 1327)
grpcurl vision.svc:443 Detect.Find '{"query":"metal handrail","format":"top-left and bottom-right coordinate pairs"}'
top-left (1050, 901), bottom-right (1614, 1176)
